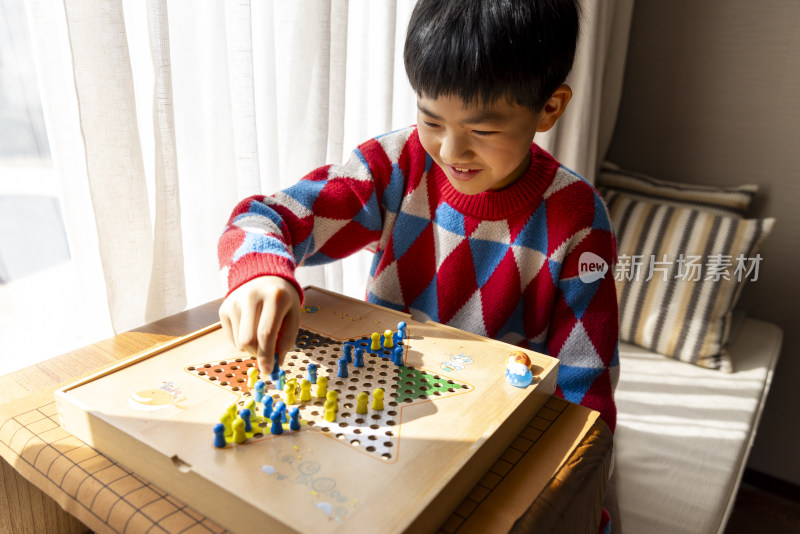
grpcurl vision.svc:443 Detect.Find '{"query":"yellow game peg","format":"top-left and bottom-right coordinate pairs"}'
top-left (326, 390), bottom-right (339, 412)
top-left (284, 383), bottom-right (297, 405)
top-left (383, 329), bottom-right (393, 349)
top-left (300, 379), bottom-right (312, 402)
top-left (324, 399), bottom-right (337, 422)
top-left (247, 366), bottom-right (259, 388)
top-left (372, 388), bottom-right (384, 411)
top-left (232, 417), bottom-right (247, 444)
top-left (356, 391), bottom-right (369, 414)
top-left (370, 332), bottom-right (381, 351)
top-left (316, 376), bottom-right (328, 399)
top-left (220, 412), bottom-right (233, 437)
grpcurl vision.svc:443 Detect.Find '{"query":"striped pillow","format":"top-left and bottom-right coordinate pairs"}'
top-left (604, 190), bottom-right (775, 371)
top-left (598, 162), bottom-right (758, 218)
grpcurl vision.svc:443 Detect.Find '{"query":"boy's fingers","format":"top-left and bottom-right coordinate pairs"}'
top-left (276, 305), bottom-right (301, 362)
top-left (236, 297), bottom-right (261, 355)
top-left (255, 302), bottom-right (280, 377)
top-left (219, 300), bottom-right (240, 348)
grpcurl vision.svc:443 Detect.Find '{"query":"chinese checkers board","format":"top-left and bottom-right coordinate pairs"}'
top-left (55, 287), bottom-right (559, 534)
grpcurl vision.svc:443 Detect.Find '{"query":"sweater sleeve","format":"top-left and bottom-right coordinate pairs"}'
top-left (546, 192), bottom-right (620, 434)
top-left (217, 137), bottom-right (397, 300)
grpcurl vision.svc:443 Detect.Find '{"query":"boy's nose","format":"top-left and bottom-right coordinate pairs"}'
top-left (439, 134), bottom-right (472, 163)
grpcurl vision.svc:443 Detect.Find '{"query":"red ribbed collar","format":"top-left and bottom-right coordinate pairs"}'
top-left (429, 144), bottom-right (560, 220)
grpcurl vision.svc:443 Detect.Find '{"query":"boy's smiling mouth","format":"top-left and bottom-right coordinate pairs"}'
top-left (447, 165), bottom-right (481, 181)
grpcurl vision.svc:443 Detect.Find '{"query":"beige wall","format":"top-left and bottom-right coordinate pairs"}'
top-left (607, 1), bottom-right (800, 485)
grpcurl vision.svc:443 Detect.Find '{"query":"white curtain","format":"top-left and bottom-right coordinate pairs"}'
top-left (13, 0), bottom-right (633, 365)
top-left (538, 0), bottom-right (635, 181)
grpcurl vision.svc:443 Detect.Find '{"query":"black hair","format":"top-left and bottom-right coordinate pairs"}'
top-left (404, 0), bottom-right (580, 112)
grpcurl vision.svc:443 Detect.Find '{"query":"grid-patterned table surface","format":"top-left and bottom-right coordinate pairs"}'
top-left (1, 390), bottom-right (571, 534)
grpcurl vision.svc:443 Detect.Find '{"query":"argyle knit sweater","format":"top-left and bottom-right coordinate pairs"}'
top-left (219, 126), bottom-right (619, 433)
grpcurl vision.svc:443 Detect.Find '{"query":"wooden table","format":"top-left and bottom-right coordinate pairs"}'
top-left (0, 299), bottom-right (612, 534)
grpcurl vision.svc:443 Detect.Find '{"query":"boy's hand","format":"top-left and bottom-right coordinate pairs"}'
top-left (218, 276), bottom-right (301, 377)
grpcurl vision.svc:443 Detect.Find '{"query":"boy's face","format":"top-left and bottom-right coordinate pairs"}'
top-left (416, 94), bottom-right (544, 195)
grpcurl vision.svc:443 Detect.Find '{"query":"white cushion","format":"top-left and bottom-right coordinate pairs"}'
top-left (614, 316), bottom-right (782, 534)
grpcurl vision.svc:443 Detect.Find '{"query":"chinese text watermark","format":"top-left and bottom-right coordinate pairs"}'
top-left (614, 253), bottom-right (763, 283)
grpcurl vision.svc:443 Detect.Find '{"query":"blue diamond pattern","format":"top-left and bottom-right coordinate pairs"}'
top-left (513, 204), bottom-right (547, 254)
top-left (469, 239), bottom-right (509, 287)
top-left (557, 364), bottom-right (606, 406)
top-left (392, 211), bottom-right (430, 259)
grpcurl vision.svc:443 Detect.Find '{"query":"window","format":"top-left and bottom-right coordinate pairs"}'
top-left (0, 0), bottom-right (111, 374)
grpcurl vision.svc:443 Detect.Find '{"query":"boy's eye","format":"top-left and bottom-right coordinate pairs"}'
top-left (423, 120), bottom-right (439, 128)
top-left (473, 130), bottom-right (497, 137)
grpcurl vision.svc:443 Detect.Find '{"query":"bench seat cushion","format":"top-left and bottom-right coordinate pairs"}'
top-left (613, 316), bottom-right (782, 534)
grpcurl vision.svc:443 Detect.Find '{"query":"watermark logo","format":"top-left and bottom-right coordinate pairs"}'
top-left (615, 253), bottom-right (763, 282)
top-left (578, 252), bottom-right (609, 283)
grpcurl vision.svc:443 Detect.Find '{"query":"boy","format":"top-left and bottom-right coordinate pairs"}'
top-left (219, 0), bottom-right (618, 447)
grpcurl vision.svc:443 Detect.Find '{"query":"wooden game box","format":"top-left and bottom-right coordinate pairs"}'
top-left (55, 287), bottom-right (559, 533)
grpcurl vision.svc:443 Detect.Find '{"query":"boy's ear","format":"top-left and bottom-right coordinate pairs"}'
top-left (536, 84), bottom-right (572, 132)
